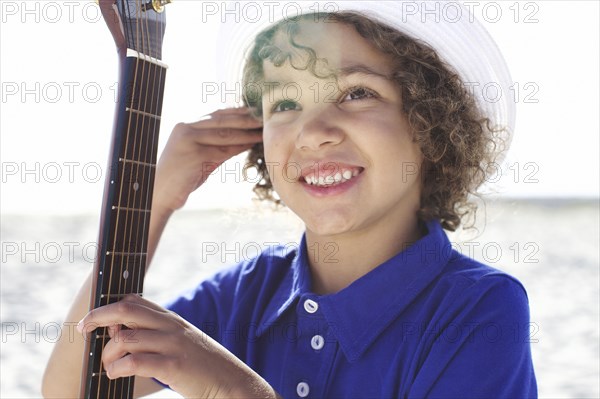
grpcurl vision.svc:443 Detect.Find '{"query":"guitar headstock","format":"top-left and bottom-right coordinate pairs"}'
top-left (98, 0), bottom-right (170, 59)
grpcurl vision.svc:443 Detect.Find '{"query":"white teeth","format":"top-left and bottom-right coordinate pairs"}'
top-left (304, 168), bottom-right (361, 186)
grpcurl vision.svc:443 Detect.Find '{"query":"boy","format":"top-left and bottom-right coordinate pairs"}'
top-left (43, 3), bottom-right (537, 398)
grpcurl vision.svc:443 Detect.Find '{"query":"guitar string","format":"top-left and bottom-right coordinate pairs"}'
top-left (145, 1), bottom-right (166, 289)
top-left (96, 1), bottom-right (125, 396)
top-left (126, 2), bottom-right (165, 396)
top-left (119, 1), bottom-right (141, 396)
top-left (123, 2), bottom-right (147, 396)
top-left (106, 1), bottom-right (144, 397)
top-left (91, 2), bottom-right (128, 398)
top-left (137, 0), bottom-right (158, 320)
top-left (121, 3), bottom-right (156, 397)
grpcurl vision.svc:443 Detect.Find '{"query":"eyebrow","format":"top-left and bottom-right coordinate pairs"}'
top-left (261, 63), bottom-right (392, 96)
top-left (337, 64), bottom-right (392, 81)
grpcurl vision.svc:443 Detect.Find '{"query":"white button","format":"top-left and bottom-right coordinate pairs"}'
top-left (296, 381), bottom-right (310, 397)
top-left (311, 334), bottom-right (325, 350)
top-left (303, 299), bottom-right (318, 314)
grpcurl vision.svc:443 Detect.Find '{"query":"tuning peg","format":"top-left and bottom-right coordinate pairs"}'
top-left (142, 0), bottom-right (172, 13)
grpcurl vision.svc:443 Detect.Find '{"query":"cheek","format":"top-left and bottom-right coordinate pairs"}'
top-left (360, 119), bottom-right (423, 179)
top-left (261, 126), bottom-right (279, 163)
top-left (262, 120), bottom-right (294, 153)
top-left (261, 126), bottom-right (288, 186)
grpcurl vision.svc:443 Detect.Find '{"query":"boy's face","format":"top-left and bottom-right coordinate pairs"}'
top-left (261, 20), bottom-right (423, 239)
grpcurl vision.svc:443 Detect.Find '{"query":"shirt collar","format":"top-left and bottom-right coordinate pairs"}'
top-left (256, 220), bottom-right (452, 362)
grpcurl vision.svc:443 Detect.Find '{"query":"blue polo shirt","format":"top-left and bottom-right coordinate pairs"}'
top-left (164, 220), bottom-right (537, 398)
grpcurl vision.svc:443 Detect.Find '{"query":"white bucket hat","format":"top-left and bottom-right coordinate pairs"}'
top-left (216, 1), bottom-right (515, 149)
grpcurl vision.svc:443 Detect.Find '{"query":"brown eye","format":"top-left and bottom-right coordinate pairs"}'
top-left (342, 87), bottom-right (377, 102)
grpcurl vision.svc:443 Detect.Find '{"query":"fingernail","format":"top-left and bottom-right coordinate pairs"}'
top-left (76, 319), bottom-right (83, 333)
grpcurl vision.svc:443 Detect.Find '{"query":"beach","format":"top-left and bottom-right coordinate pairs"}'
top-left (1, 199), bottom-right (598, 398)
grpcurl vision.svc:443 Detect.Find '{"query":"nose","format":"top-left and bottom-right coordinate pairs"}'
top-left (295, 107), bottom-right (344, 151)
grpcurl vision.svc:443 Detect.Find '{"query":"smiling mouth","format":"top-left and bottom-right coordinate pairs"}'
top-left (302, 166), bottom-right (364, 187)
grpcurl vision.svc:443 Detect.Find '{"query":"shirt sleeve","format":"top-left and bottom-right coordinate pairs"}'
top-left (150, 263), bottom-right (244, 390)
top-left (163, 263), bottom-right (244, 341)
top-left (409, 274), bottom-right (538, 399)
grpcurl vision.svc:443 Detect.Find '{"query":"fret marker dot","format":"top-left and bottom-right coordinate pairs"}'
top-left (123, 270), bottom-right (129, 279)
top-left (133, 182), bottom-right (139, 191)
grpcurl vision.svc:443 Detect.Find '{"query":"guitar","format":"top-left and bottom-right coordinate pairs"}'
top-left (80, 1), bottom-right (170, 398)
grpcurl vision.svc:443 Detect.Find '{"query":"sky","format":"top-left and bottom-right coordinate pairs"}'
top-left (1, 0), bottom-right (599, 215)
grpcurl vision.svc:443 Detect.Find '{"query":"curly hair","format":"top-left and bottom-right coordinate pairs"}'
top-left (241, 12), bottom-right (505, 231)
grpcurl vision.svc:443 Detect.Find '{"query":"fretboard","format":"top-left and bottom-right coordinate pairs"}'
top-left (82, 50), bottom-right (167, 399)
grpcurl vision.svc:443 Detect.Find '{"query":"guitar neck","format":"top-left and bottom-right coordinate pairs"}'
top-left (80, 2), bottom-right (169, 396)
top-left (82, 49), bottom-right (167, 399)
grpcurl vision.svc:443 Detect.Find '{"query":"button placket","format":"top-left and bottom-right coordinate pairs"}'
top-left (287, 296), bottom-right (329, 398)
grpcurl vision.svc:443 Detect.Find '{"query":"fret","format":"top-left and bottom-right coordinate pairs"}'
top-left (100, 292), bottom-right (142, 302)
top-left (106, 251), bottom-right (147, 256)
top-left (112, 205), bottom-right (151, 213)
top-left (100, 293), bottom-right (142, 299)
top-left (126, 106), bottom-right (161, 120)
top-left (99, 292), bottom-right (144, 307)
top-left (118, 157), bottom-right (156, 168)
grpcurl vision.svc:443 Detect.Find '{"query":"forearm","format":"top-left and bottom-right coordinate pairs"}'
top-left (41, 273), bottom-right (92, 398)
top-left (146, 202), bottom-right (174, 267)
top-left (42, 206), bottom-right (173, 398)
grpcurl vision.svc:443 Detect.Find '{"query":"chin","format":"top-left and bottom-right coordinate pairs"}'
top-left (305, 218), bottom-right (353, 238)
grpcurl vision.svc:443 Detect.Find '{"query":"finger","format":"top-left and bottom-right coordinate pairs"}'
top-left (189, 112), bottom-right (263, 130)
top-left (197, 144), bottom-right (262, 179)
top-left (102, 329), bottom-right (171, 366)
top-left (118, 293), bottom-right (169, 314)
top-left (107, 324), bottom-right (119, 339)
top-left (209, 107), bottom-right (255, 116)
top-left (176, 126), bottom-right (263, 147)
top-left (204, 143), bottom-right (260, 158)
top-left (78, 300), bottom-right (168, 333)
top-left (201, 128), bottom-right (263, 146)
top-left (105, 352), bottom-right (176, 383)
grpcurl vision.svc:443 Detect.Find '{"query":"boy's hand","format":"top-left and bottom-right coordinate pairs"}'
top-left (77, 294), bottom-right (278, 399)
top-left (153, 107), bottom-right (262, 215)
